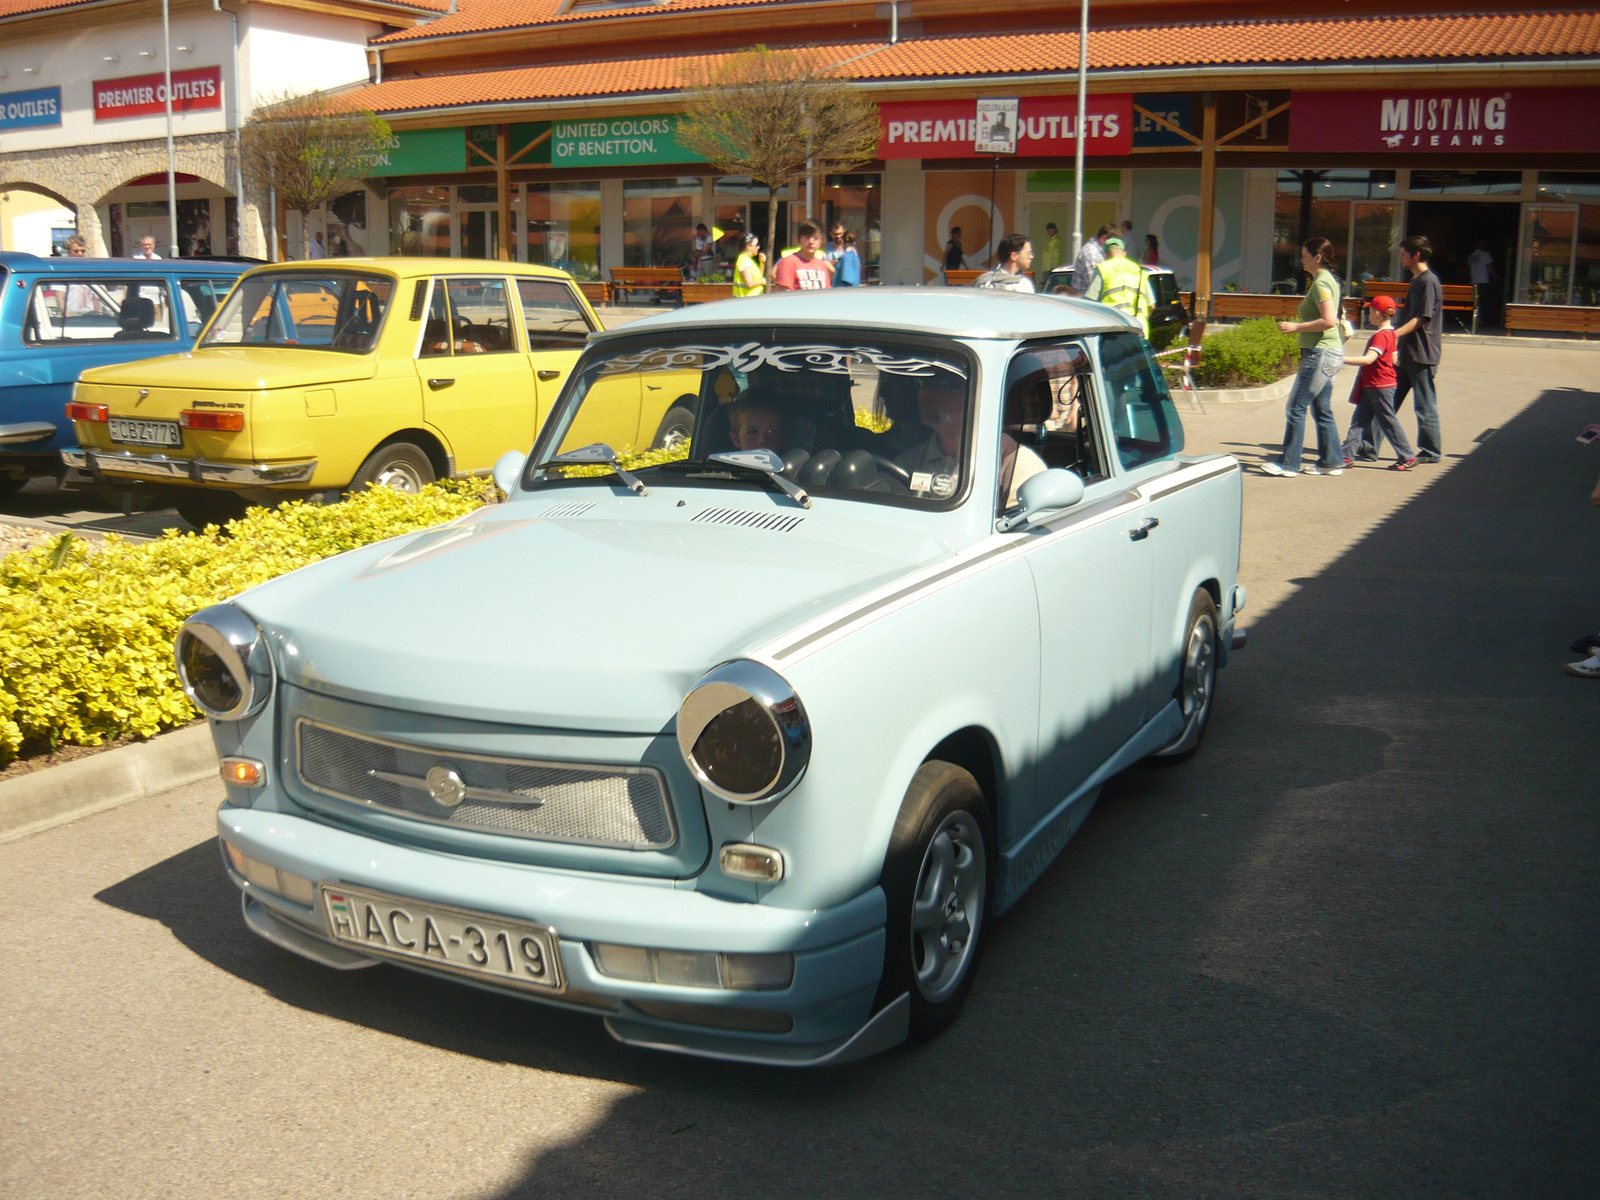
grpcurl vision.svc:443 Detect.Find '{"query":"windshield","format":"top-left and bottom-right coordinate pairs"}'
top-left (201, 272), bottom-right (394, 352)
top-left (530, 333), bottom-right (975, 508)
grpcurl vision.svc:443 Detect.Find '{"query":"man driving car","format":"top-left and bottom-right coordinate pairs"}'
top-left (894, 373), bottom-right (1044, 507)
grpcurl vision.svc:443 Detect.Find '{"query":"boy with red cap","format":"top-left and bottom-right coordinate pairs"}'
top-left (1341, 293), bottom-right (1417, 471)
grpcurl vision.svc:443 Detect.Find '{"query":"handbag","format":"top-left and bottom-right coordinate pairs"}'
top-left (1336, 275), bottom-right (1355, 341)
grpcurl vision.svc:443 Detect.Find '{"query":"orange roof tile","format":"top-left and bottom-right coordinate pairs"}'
top-left (373, 0), bottom-right (807, 45)
top-left (357, 12), bottom-right (1600, 114)
top-left (0, 0), bottom-right (451, 20)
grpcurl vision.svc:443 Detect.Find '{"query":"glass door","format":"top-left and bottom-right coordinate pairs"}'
top-left (1518, 205), bottom-right (1578, 305)
top-left (1349, 201), bottom-right (1404, 289)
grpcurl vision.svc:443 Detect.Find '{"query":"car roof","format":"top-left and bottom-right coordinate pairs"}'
top-left (590, 287), bottom-right (1137, 343)
top-left (0, 251), bottom-right (250, 275)
top-left (234, 257), bottom-right (576, 282)
top-left (1045, 262), bottom-right (1174, 277)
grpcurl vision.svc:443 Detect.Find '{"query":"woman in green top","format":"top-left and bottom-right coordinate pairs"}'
top-left (1260, 237), bottom-right (1348, 476)
top-left (734, 234), bottom-right (766, 298)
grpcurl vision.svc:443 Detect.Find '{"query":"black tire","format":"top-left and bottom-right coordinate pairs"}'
top-left (0, 473), bottom-right (29, 497)
top-left (1151, 588), bottom-right (1220, 763)
top-left (652, 404), bottom-right (696, 451)
top-left (875, 760), bottom-right (993, 1042)
top-left (348, 441), bottom-right (436, 495)
top-left (174, 490), bottom-right (250, 531)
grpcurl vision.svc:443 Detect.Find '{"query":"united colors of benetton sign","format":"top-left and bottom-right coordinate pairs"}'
top-left (94, 66), bottom-right (221, 121)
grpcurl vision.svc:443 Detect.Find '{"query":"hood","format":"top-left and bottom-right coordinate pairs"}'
top-left (78, 347), bottom-right (377, 391)
top-left (238, 500), bottom-right (951, 733)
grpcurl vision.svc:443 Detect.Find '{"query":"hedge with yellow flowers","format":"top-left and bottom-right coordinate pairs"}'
top-left (0, 482), bottom-right (491, 764)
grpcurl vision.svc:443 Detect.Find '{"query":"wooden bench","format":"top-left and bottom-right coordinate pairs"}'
top-left (1208, 292), bottom-right (1363, 325)
top-left (575, 281), bottom-right (611, 306)
top-left (681, 282), bottom-right (738, 304)
top-left (609, 268), bottom-right (684, 305)
top-left (1504, 304), bottom-right (1600, 339)
top-left (1361, 279), bottom-right (1477, 330)
top-left (943, 269), bottom-right (985, 286)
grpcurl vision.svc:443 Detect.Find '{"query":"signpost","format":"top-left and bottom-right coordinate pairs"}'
top-left (976, 99), bottom-right (1018, 267)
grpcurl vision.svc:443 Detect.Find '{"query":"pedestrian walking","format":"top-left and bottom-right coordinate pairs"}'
top-left (772, 221), bottom-right (833, 291)
top-left (1068, 224), bottom-right (1114, 296)
top-left (1563, 467), bottom-right (1600, 677)
top-left (1142, 234), bottom-right (1160, 266)
top-left (974, 233), bottom-right (1035, 292)
top-left (1468, 239), bottom-right (1499, 328)
top-left (1259, 236), bottom-right (1347, 477)
top-left (1037, 222), bottom-right (1064, 286)
top-left (63, 234), bottom-right (89, 258)
top-left (1339, 294), bottom-right (1417, 470)
top-left (835, 232), bottom-right (862, 287)
top-left (132, 236), bottom-right (160, 260)
top-left (1385, 235), bottom-right (1446, 463)
top-left (943, 226), bottom-right (966, 282)
top-left (733, 234), bottom-right (766, 297)
top-left (1083, 236), bottom-right (1154, 335)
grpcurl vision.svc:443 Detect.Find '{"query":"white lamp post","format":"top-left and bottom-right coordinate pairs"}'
top-left (162, 0), bottom-right (178, 258)
top-left (1070, 0), bottom-right (1089, 260)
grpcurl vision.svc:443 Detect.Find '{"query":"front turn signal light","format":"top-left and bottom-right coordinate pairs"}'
top-left (720, 843), bottom-right (785, 883)
top-left (220, 756), bottom-right (265, 787)
top-left (180, 410), bottom-right (245, 432)
top-left (65, 401), bottom-right (108, 422)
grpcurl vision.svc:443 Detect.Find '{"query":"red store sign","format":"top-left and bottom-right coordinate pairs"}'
top-left (879, 95), bottom-right (1133, 159)
top-left (1289, 87), bottom-right (1600, 154)
top-left (94, 66), bottom-right (222, 121)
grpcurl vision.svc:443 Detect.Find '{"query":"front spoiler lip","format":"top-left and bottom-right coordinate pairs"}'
top-left (61, 447), bottom-right (317, 486)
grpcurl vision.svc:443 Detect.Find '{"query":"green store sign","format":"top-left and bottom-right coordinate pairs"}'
top-left (550, 115), bottom-right (702, 167)
top-left (365, 127), bottom-right (466, 177)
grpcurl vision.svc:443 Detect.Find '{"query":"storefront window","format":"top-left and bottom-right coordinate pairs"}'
top-left (624, 178), bottom-right (702, 269)
top-left (1576, 206), bottom-right (1600, 307)
top-left (526, 182), bottom-right (602, 280)
top-left (822, 174), bottom-right (882, 283)
top-left (1272, 171), bottom-right (1396, 291)
top-left (713, 178), bottom-right (793, 266)
top-left (1518, 206), bottom-right (1576, 305)
top-left (1536, 173), bottom-right (1600, 204)
top-left (327, 192), bottom-right (369, 257)
top-left (1407, 170), bottom-right (1522, 195)
top-left (390, 186), bottom-right (451, 257)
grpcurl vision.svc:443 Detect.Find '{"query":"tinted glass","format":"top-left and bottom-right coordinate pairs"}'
top-left (202, 273), bottom-right (393, 352)
top-left (24, 280), bottom-right (174, 344)
top-left (533, 333), bottom-right (974, 509)
top-left (1099, 331), bottom-right (1184, 469)
top-left (517, 278), bottom-right (592, 347)
top-left (178, 277), bottom-right (238, 336)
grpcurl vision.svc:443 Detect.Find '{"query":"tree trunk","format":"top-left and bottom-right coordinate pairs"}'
top-left (300, 207), bottom-right (313, 262)
top-left (765, 184), bottom-right (778, 286)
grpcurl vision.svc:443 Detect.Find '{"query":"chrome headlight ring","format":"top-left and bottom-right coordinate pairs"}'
top-left (676, 660), bottom-right (811, 805)
top-left (174, 603), bottom-right (274, 721)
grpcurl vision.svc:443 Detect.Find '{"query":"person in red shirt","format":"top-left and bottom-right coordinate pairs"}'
top-left (771, 221), bottom-right (833, 291)
top-left (1340, 293), bottom-right (1417, 470)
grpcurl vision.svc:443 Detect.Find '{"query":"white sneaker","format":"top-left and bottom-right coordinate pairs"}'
top-left (1258, 461), bottom-right (1297, 477)
top-left (1302, 464), bottom-right (1344, 476)
top-left (1563, 655), bottom-right (1600, 678)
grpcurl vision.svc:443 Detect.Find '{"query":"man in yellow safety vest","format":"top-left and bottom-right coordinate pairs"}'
top-left (1084, 236), bottom-right (1155, 337)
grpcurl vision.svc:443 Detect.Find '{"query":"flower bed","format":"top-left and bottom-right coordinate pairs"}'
top-left (1190, 318), bottom-right (1301, 390)
top-left (0, 483), bottom-right (492, 764)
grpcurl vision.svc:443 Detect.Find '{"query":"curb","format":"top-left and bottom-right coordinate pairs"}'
top-left (0, 723), bottom-right (217, 844)
top-left (1190, 372), bottom-right (1298, 405)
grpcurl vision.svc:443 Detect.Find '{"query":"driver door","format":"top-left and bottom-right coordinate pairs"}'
top-left (414, 276), bottom-right (537, 473)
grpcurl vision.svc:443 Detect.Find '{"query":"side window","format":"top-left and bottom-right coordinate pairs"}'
top-left (23, 280), bottom-right (174, 344)
top-left (1098, 331), bottom-right (1185, 470)
top-left (517, 278), bottom-right (593, 348)
top-left (997, 342), bottom-right (1105, 514)
top-left (419, 281), bottom-right (451, 358)
top-left (445, 276), bottom-right (517, 354)
top-left (179, 278), bottom-right (223, 336)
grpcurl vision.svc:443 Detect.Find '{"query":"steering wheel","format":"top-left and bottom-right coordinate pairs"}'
top-left (872, 455), bottom-right (913, 484)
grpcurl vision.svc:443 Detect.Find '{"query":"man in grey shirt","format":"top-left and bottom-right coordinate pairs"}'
top-left (1359, 235), bottom-right (1443, 463)
top-left (1068, 224), bottom-right (1114, 296)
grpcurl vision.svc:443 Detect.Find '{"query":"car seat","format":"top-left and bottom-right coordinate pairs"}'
top-left (113, 296), bottom-right (157, 340)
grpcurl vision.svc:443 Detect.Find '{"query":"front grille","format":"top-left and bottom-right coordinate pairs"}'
top-left (539, 502), bottom-right (594, 518)
top-left (295, 719), bottom-right (675, 850)
top-left (692, 507), bottom-right (805, 533)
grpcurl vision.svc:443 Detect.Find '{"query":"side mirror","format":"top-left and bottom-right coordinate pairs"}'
top-left (996, 468), bottom-right (1085, 532)
top-left (492, 449), bottom-right (527, 496)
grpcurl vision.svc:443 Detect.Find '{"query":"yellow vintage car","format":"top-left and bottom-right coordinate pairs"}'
top-left (63, 258), bottom-right (700, 528)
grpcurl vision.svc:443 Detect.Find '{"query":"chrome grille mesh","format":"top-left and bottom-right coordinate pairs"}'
top-left (295, 720), bottom-right (674, 849)
top-left (692, 507), bottom-right (805, 533)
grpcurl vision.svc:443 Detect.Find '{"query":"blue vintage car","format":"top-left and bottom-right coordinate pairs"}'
top-left (0, 252), bottom-right (249, 492)
top-left (183, 289), bottom-right (1246, 1065)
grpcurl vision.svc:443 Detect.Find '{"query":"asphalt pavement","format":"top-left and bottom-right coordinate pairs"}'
top-left (2, 340), bottom-right (1597, 1199)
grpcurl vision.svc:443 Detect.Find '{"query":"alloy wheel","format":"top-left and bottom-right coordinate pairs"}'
top-left (909, 810), bottom-right (986, 1004)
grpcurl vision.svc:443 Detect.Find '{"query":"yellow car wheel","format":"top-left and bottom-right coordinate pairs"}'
top-left (174, 490), bottom-right (250, 532)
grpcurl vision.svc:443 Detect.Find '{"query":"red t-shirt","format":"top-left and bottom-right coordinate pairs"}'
top-left (1358, 327), bottom-right (1397, 390)
top-left (772, 253), bottom-right (833, 291)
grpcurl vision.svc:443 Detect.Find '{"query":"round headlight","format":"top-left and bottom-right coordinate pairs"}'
top-left (676, 661), bottom-right (810, 804)
top-left (174, 604), bottom-right (273, 721)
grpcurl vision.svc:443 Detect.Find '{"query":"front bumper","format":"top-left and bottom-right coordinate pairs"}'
top-left (62, 447), bottom-right (317, 486)
top-left (218, 805), bottom-right (895, 1066)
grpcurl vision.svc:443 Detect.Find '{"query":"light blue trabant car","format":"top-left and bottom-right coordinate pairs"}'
top-left (183, 289), bottom-right (1246, 1066)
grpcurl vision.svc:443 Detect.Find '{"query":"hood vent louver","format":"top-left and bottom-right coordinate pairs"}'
top-left (692, 507), bottom-right (806, 533)
top-left (539, 502), bottom-right (595, 518)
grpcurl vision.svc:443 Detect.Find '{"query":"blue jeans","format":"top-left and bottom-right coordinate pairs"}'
top-left (1279, 347), bottom-right (1345, 471)
top-left (1342, 386), bottom-right (1415, 462)
top-left (1363, 359), bottom-right (1441, 460)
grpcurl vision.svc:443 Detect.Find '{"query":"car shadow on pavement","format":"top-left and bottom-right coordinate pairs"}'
top-left (98, 383), bottom-right (1600, 1197)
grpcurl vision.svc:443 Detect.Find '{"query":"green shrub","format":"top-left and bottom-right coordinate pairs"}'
top-left (1146, 322), bottom-right (1184, 354)
top-left (1190, 318), bottom-right (1299, 389)
top-left (0, 482), bottom-right (492, 763)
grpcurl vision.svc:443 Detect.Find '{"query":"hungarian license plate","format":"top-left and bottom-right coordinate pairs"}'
top-left (321, 884), bottom-right (563, 991)
top-left (108, 417), bottom-right (181, 447)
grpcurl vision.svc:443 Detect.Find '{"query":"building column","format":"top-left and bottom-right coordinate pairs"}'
top-left (600, 178), bottom-right (624, 276)
top-left (880, 158), bottom-right (924, 285)
top-left (1195, 94), bottom-right (1217, 320)
top-left (77, 202), bottom-right (108, 257)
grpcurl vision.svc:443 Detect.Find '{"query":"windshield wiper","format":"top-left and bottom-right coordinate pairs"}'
top-left (660, 449), bottom-right (811, 509)
top-left (547, 442), bottom-right (648, 495)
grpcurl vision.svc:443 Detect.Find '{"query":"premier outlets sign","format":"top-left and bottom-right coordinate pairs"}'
top-left (879, 95), bottom-right (1133, 159)
top-left (1289, 87), bottom-right (1600, 154)
top-left (0, 86), bottom-right (61, 130)
top-left (94, 66), bottom-right (222, 121)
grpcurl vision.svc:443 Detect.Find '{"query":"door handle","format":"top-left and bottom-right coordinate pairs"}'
top-left (1128, 517), bottom-right (1159, 541)
top-left (427, 377), bottom-right (455, 390)
top-left (536, 370), bottom-right (562, 381)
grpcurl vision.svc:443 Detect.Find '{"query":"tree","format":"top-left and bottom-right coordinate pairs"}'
top-left (240, 90), bottom-right (391, 261)
top-left (676, 47), bottom-right (880, 280)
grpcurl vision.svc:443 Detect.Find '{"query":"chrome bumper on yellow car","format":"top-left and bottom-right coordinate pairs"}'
top-left (62, 448), bottom-right (318, 486)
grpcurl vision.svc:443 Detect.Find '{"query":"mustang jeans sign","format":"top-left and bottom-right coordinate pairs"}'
top-left (94, 66), bottom-right (222, 121)
top-left (1288, 87), bottom-right (1600, 154)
